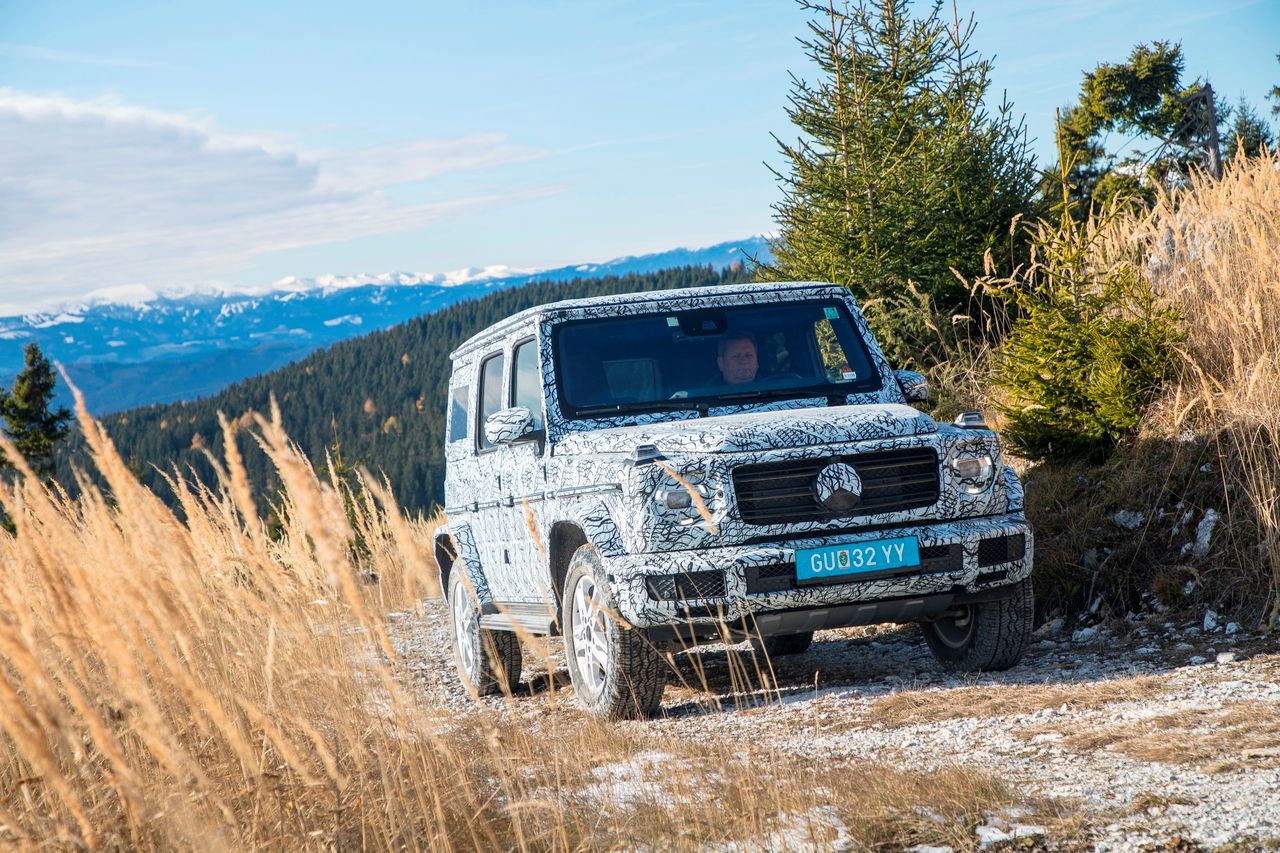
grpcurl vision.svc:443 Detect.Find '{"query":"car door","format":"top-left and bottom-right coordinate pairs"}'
top-left (503, 334), bottom-right (550, 602)
top-left (473, 345), bottom-right (522, 600)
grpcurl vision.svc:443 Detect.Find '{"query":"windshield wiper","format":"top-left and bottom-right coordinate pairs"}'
top-left (711, 384), bottom-right (840, 405)
top-left (574, 400), bottom-right (700, 417)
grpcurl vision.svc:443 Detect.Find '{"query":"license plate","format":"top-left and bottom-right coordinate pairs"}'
top-left (795, 536), bottom-right (921, 583)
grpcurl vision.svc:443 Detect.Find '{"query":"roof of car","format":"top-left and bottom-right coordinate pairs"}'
top-left (450, 280), bottom-right (848, 360)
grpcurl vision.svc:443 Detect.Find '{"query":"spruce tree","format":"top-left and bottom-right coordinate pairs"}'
top-left (1050, 43), bottom-right (1226, 211)
top-left (760, 0), bottom-right (1036, 365)
top-left (1225, 97), bottom-right (1274, 161)
top-left (1, 343), bottom-right (72, 479)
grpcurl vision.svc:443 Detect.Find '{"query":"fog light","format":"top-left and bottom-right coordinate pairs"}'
top-left (656, 488), bottom-right (693, 510)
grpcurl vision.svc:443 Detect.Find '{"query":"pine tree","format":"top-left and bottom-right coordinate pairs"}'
top-left (760, 0), bottom-right (1036, 365)
top-left (1050, 42), bottom-right (1225, 212)
top-left (1, 343), bottom-right (72, 478)
top-left (1225, 97), bottom-right (1274, 160)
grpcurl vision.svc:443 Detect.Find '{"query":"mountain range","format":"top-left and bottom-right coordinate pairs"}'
top-left (1, 236), bottom-right (770, 413)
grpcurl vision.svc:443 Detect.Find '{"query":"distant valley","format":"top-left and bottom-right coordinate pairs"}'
top-left (1, 237), bottom-right (769, 413)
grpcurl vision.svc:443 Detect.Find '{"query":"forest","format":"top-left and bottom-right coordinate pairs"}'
top-left (75, 264), bottom-right (752, 514)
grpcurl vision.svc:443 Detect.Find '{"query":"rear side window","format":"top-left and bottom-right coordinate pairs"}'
top-left (477, 352), bottom-right (505, 450)
top-left (448, 386), bottom-right (469, 443)
top-left (511, 339), bottom-right (543, 432)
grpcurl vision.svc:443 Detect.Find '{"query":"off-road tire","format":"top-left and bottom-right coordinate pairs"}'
top-left (448, 570), bottom-right (522, 697)
top-left (752, 631), bottom-right (814, 657)
top-left (922, 577), bottom-right (1034, 673)
top-left (562, 545), bottom-right (665, 719)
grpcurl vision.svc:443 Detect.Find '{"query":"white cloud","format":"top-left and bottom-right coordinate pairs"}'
top-left (0, 88), bottom-right (553, 314)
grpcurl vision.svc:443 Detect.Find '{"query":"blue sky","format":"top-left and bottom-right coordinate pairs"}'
top-left (1, 0), bottom-right (1276, 313)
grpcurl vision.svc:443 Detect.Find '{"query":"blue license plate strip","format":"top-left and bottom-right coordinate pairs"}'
top-left (795, 536), bottom-right (921, 583)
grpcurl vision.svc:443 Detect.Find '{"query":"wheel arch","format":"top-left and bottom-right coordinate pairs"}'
top-left (436, 521), bottom-right (493, 604)
top-left (548, 520), bottom-right (590, 608)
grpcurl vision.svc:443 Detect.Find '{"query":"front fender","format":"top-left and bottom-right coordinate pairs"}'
top-left (547, 496), bottom-right (626, 558)
top-left (1002, 466), bottom-right (1025, 513)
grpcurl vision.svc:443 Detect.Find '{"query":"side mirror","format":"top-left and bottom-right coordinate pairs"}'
top-left (894, 370), bottom-right (929, 403)
top-left (484, 406), bottom-right (536, 446)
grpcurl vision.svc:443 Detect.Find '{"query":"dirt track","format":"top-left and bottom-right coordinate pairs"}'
top-left (391, 602), bottom-right (1280, 851)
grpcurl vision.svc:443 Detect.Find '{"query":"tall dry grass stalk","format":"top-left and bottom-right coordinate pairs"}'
top-left (0, 390), bottom-right (1025, 849)
top-left (1134, 151), bottom-right (1280, 623)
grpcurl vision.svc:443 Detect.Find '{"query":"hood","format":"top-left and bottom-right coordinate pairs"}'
top-left (554, 403), bottom-right (936, 456)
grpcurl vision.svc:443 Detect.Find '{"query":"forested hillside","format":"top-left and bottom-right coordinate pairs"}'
top-left (79, 265), bottom-right (751, 514)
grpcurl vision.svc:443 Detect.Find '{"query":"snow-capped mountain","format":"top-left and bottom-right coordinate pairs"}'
top-left (0, 237), bottom-right (770, 413)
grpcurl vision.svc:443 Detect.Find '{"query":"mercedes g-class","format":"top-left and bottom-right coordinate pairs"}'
top-left (436, 282), bottom-right (1033, 718)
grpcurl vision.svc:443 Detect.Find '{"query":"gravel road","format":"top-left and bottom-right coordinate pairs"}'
top-left (389, 602), bottom-right (1280, 851)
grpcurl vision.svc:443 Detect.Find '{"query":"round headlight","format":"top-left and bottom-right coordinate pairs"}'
top-left (951, 454), bottom-right (995, 495)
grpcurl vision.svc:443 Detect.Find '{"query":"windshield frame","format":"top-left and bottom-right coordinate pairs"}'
top-left (550, 298), bottom-right (883, 421)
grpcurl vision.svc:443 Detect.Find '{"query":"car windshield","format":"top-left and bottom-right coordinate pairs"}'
top-left (553, 299), bottom-right (881, 418)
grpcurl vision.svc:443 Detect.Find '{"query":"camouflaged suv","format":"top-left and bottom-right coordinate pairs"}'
top-left (436, 282), bottom-right (1034, 718)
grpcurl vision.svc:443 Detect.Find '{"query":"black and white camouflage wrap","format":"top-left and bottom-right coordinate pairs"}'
top-left (439, 282), bottom-right (1033, 631)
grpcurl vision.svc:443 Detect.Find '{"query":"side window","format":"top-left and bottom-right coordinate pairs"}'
top-left (813, 316), bottom-right (860, 382)
top-left (448, 385), bottom-right (469, 443)
top-left (511, 339), bottom-right (543, 432)
top-left (477, 352), bottom-right (505, 450)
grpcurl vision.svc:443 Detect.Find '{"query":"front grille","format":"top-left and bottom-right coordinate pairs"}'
top-left (645, 570), bottom-right (726, 601)
top-left (977, 534), bottom-right (1026, 567)
top-left (744, 542), bottom-right (961, 595)
top-left (733, 447), bottom-right (939, 526)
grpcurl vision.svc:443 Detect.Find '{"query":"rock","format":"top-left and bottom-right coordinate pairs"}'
top-left (1183, 579), bottom-right (1197, 595)
top-left (1011, 825), bottom-right (1046, 839)
top-left (1193, 509), bottom-right (1219, 558)
top-left (1136, 646), bottom-right (1158, 654)
top-left (1188, 655), bottom-right (1208, 665)
top-left (1204, 610), bottom-right (1220, 632)
top-left (1072, 626), bottom-right (1099, 643)
top-left (1226, 622), bottom-right (1239, 635)
top-left (1216, 652), bottom-right (1237, 664)
top-left (975, 824), bottom-right (1011, 847)
top-left (909, 847), bottom-right (954, 853)
top-left (1113, 509), bottom-right (1145, 530)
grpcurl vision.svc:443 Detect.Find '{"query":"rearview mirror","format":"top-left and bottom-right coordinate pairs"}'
top-left (484, 406), bottom-right (536, 445)
top-left (894, 370), bottom-right (929, 403)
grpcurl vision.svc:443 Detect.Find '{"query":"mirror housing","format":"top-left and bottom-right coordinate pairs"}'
top-left (894, 370), bottom-right (929, 403)
top-left (484, 406), bottom-right (536, 446)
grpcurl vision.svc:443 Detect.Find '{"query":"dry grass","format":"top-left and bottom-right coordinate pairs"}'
top-left (0, 391), bottom-right (1037, 850)
top-left (864, 675), bottom-right (1167, 727)
top-left (1037, 700), bottom-right (1280, 773)
top-left (1135, 152), bottom-right (1280, 624)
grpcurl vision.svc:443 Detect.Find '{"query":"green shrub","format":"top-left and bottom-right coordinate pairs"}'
top-left (987, 212), bottom-right (1182, 462)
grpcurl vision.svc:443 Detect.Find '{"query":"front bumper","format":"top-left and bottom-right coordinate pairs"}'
top-left (605, 512), bottom-right (1032, 630)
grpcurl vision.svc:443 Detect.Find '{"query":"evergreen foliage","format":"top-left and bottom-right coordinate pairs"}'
top-left (1050, 42), bottom-right (1221, 211)
top-left (759, 0), bottom-right (1036, 368)
top-left (1225, 97), bottom-right (1274, 161)
top-left (1, 343), bottom-right (72, 478)
top-left (986, 177), bottom-right (1182, 462)
top-left (64, 265), bottom-right (750, 515)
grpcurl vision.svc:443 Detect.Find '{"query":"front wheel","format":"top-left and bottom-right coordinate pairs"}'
top-left (448, 570), bottom-right (522, 697)
top-left (921, 577), bottom-right (1034, 672)
top-left (562, 546), bottom-right (665, 719)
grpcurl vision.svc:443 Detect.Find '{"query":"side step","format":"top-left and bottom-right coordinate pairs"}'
top-left (479, 601), bottom-right (558, 635)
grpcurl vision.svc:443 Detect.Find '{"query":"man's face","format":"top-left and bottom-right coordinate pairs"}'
top-left (718, 338), bottom-right (758, 385)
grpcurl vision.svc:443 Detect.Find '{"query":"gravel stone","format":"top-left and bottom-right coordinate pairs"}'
top-left (389, 601), bottom-right (1280, 850)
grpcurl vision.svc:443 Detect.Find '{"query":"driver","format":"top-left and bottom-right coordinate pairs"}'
top-left (717, 331), bottom-right (758, 386)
